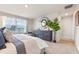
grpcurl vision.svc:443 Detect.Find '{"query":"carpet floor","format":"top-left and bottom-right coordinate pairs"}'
top-left (45, 39), bottom-right (78, 54)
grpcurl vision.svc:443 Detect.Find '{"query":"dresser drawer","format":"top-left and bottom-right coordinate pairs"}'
top-left (34, 30), bottom-right (52, 41)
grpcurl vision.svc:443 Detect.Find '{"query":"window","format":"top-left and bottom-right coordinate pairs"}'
top-left (2, 16), bottom-right (27, 33)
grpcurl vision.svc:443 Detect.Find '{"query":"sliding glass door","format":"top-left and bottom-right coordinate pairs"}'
top-left (2, 16), bottom-right (27, 33)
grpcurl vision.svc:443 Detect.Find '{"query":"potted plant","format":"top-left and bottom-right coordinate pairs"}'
top-left (46, 17), bottom-right (60, 43)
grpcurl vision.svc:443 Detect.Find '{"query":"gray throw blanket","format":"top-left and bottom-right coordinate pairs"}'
top-left (12, 37), bottom-right (26, 54)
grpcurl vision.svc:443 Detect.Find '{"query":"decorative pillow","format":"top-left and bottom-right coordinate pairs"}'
top-left (1, 27), bottom-right (8, 42)
top-left (3, 29), bottom-right (13, 42)
top-left (0, 28), bottom-right (6, 49)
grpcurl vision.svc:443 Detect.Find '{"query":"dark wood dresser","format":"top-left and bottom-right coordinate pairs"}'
top-left (34, 30), bottom-right (52, 41)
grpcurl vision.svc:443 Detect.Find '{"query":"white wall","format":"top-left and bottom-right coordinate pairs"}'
top-left (33, 17), bottom-right (42, 30)
top-left (0, 16), bottom-right (3, 28)
top-left (33, 13), bottom-right (60, 30)
top-left (73, 5), bottom-right (79, 51)
top-left (60, 16), bottom-right (74, 40)
top-left (33, 12), bottom-right (74, 40)
top-left (75, 26), bottom-right (79, 51)
top-left (27, 19), bottom-right (34, 32)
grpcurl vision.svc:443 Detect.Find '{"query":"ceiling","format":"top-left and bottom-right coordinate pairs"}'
top-left (0, 4), bottom-right (76, 19)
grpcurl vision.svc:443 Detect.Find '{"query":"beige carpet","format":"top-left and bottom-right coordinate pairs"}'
top-left (45, 39), bottom-right (78, 54)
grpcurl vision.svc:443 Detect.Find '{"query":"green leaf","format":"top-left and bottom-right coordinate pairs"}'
top-left (46, 17), bottom-right (60, 31)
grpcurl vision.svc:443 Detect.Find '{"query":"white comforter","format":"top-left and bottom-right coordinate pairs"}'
top-left (0, 34), bottom-right (48, 54)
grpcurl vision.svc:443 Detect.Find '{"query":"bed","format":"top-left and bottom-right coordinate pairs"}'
top-left (0, 34), bottom-right (48, 54)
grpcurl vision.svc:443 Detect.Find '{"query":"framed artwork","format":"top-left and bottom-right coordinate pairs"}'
top-left (41, 17), bottom-right (49, 27)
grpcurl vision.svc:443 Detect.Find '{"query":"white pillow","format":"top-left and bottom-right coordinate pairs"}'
top-left (3, 29), bottom-right (13, 42)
